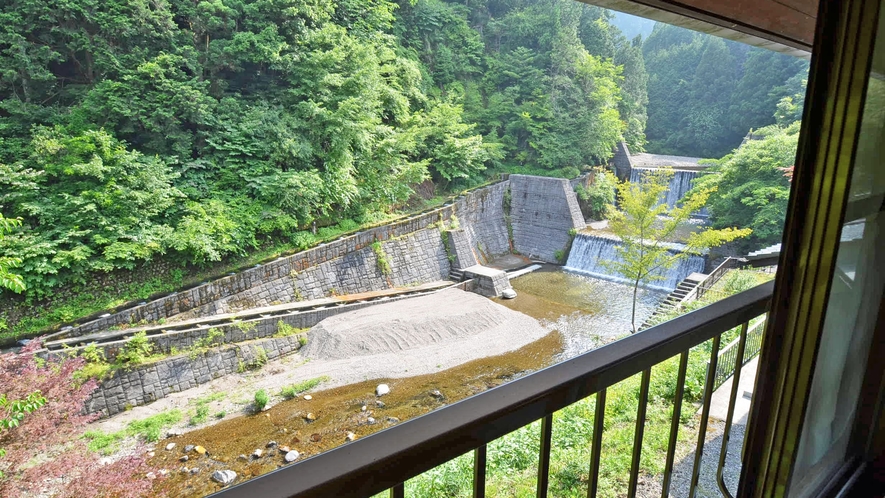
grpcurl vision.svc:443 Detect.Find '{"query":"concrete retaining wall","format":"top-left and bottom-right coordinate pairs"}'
top-left (84, 336), bottom-right (303, 417)
top-left (510, 175), bottom-right (586, 263)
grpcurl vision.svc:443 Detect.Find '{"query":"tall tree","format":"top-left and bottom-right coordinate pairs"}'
top-left (602, 168), bottom-right (751, 333)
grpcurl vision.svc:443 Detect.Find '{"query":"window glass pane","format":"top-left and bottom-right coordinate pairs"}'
top-left (790, 6), bottom-right (885, 494)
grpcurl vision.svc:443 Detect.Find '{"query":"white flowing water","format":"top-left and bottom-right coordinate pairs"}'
top-left (629, 167), bottom-right (709, 217)
top-left (564, 234), bottom-right (706, 291)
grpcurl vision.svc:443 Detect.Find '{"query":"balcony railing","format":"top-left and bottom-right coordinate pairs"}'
top-left (211, 280), bottom-right (774, 498)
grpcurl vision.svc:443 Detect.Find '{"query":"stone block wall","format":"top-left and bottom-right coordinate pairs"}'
top-left (454, 181), bottom-right (511, 259)
top-left (611, 141), bottom-right (634, 181)
top-left (84, 336), bottom-right (302, 417)
top-left (510, 175), bottom-right (586, 263)
top-left (49, 290), bottom-right (435, 363)
top-left (446, 230), bottom-right (479, 270)
top-left (174, 228), bottom-right (449, 318)
top-left (57, 176), bottom-right (568, 339)
top-left (63, 210), bottom-right (457, 337)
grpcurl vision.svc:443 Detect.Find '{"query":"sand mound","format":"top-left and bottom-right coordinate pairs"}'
top-left (303, 288), bottom-right (546, 361)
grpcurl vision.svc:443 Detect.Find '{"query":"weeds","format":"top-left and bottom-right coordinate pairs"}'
top-left (84, 409), bottom-right (183, 455)
top-left (275, 321), bottom-right (306, 338)
top-left (279, 376), bottom-right (329, 399)
top-left (371, 241), bottom-right (392, 276)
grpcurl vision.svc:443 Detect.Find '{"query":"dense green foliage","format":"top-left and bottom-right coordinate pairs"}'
top-left (574, 168), bottom-right (616, 220)
top-left (0, 214), bottom-right (24, 293)
top-left (643, 23), bottom-right (808, 158)
top-left (694, 83), bottom-right (805, 251)
top-left (695, 122), bottom-right (798, 250)
top-left (0, 0), bottom-right (646, 298)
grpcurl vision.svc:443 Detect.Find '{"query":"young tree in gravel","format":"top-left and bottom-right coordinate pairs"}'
top-left (602, 168), bottom-right (752, 333)
top-left (0, 340), bottom-right (158, 497)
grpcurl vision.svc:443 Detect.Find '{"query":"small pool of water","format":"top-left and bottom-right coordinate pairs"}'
top-left (496, 266), bottom-right (666, 356)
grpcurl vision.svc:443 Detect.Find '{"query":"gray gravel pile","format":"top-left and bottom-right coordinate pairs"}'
top-left (303, 288), bottom-right (548, 361)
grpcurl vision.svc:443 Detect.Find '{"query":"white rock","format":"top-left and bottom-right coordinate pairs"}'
top-left (367, 417), bottom-right (376, 425)
top-left (284, 450), bottom-right (300, 463)
top-left (165, 443), bottom-right (176, 451)
top-left (501, 288), bottom-right (517, 299)
top-left (212, 470), bottom-right (237, 486)
top-left (360, 405), bottom-right (367, 412)
top-left (303, 395), bottom-right (312, 400)
top-left (252, 449), bottom-right (263, 458)
top-left (376, 384), bottom-right (390, 396)
top-left (147, 472), bottom-right (157, 480)
top-left (346, 432), bottom-right (357, 442)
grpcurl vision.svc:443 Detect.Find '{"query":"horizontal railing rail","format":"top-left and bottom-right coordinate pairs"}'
top-left (211, 280), bottom-right (774, 498)
top-left (713, 315), bottom-right (767, 389)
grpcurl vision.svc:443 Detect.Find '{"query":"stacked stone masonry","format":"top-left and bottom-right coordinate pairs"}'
top-left (47, 291), bottom-right (429, 363)
top-left (84, 336), bottom-right (302, 417)
top-left (63, 181), bottom-right (512, 338)
top-left (446, 230), bottom-right (479, 270)
top-left (509, 175), bottom-right (586, 263)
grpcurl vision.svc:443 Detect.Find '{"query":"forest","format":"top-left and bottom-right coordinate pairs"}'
top-left (0, 0), bottom-right (805, 300)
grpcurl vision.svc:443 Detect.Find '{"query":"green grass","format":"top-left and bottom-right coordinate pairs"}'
top-left (84, 409), bottom-right (183, 455)
top-left (187, 392), bottom-right (226, 426)
top-left (403, 349), bottom-right (708, 497)
top-left (279, 376), bottom-right (329, 399)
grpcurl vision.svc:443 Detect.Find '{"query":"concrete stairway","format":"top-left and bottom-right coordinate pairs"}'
top-left (641, 272), bottom-right (706, 329)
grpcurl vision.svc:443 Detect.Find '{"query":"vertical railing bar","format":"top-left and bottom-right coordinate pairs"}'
top-left (537, 414), bottom-right (554, 498)
top-left (390, 482), bottom-right (405, 498)
top-left (588, 389), bottom-right (606, 498)
top-left (473, 445), bottom-right (487, 498)
top-left (661, 351), bottom-right (689, 498)
top-left (688, 334), bottom-right (722, 498)
top-left (717, 321), bottom-right (750, 498)
top-left (628, 369), bottom-right (652, 498)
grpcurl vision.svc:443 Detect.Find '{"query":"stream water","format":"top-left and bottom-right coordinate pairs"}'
top-left (150, 267), bottom-right (664, 496)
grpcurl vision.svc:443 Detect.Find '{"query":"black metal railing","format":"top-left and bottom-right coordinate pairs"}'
top-left (211, 281), bottom-right (774, 498)
top-left (713, 315), bottom-right (767, 390)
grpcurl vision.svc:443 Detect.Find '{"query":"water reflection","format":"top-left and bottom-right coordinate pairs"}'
top-left (497, 266), bottom-right (666, 357)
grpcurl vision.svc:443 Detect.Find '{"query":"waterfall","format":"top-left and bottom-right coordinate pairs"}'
top-left (629, 168), bottom-right (709, 217)
top-left (564, 234), bottom-right (706, 291)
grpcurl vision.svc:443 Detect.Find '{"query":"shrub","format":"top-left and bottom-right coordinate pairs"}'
top-left (722, 270), bottom-right (761, 295)
top-left (190, 405), bottom-right (209, 426)
top-left (116, 331), bottom-right (153, 365)
top-left (254, 389), bottom-right (269, 411)
top-left (575, 168), bottom-right (616, 220)
top-left (0, 340), bottom-right (158, 497)
top-left (275, 321), bottom-right (306, 337)
top-left (193, 327), bottom-right (225, 350)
